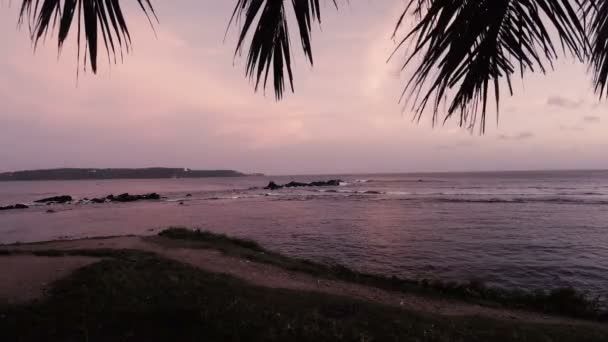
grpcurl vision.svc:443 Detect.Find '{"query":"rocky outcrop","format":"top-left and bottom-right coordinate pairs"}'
top-left (264, 180), bottom-right (343, 190)
top-left (265, 182), bottom-right (282, 190)
top-left (90, 193), bottom-right (161, 203)
top-left (109, 193), bottom-right (161, 202)
top-left (0, 204), bottom-right (28, 211)
top-left (34, 195), bottom-right (73, 204)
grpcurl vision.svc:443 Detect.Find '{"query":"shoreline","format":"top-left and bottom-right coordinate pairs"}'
top-left (1, 228), bottom-right (607, 340)
top-left (2, 228), bottom-right (606, 320)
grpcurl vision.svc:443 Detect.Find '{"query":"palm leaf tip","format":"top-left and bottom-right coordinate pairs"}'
top-left (18, 0), bottom-right (157, 74)
top-left (393, 0), bottom-right (588, 132)
top-left (230, 0), bottom-right (337, 100)
top-left (586, 0), bottom-right (608, 97)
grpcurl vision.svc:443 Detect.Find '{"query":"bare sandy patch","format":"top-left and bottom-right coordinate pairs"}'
top-left (0, 255), bottom-right (100, 304)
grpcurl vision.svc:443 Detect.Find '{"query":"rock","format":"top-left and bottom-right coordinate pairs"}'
top-left (107, 193), bottom-right (161, 203)
top-left (310, 180), bottom-right (342, 187)
top-left (46, 209), bottom-right (56, 214)
top-left (186, 194), bottom-right (193, 197)
top-left (146, 193), bottom-right (161, 200)
top-left (285, 181), bottom-right (309, 188)
top-left (0, 204), bottom-right (29, 211)
top-left (264, 180), bottom-right (343, 190)
top-left (179, 201), bottom-right (184, 205)
top-left (89, 193), bottom-right (161, 204)
top-left (264, 181), bottom-right (283, 190)
top-left (34, 195), bottom-right (72, 204)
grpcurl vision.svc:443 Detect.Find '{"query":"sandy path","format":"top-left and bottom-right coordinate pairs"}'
top-left (0, 255), bottom-right (100, 304)
top-left (2, 236), bottom-right (604, 328)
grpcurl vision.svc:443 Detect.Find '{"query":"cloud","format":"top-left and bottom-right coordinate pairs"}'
top-left (435, 140), bottom-right (474, 150)
top-left (559, 125), bottom-right (585, 132)
top-left (547, 96), bottom-right (584, 109)
top-left (583, 115), bottom-right (600, 123)
top-left (498, 132), bottom-right (534, 141)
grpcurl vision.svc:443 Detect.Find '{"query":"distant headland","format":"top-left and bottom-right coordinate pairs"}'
top-left (0, 168), bottom-right (252, 181)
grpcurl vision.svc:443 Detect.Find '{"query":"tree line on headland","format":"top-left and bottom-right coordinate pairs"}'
top-left (0, 168), bottom-right (247, 181)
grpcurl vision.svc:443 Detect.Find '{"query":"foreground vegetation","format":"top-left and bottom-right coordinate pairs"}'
top-left (158, 228), bottom-right (606, 320)
top-left (1, 249), bottom-right (607, 341)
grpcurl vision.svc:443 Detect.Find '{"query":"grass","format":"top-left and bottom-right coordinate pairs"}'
top-left (0, 247), bottom-right (155, 260)
top-left (158, 227), bottom-right (265, 252)
top-left (156, 227), bottom-right (606, 321)
top-left (1, 252), bottom-right (607, 341)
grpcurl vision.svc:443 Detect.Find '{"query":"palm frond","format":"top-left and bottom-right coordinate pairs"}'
top-left (18, 0), bottom-right (156, 73)
top-left (392, 0), bottom-right (588, 132)
top-left (585, 0), bottom-right (608, 97)
top-left (229, 0), bottom-right (337, 99)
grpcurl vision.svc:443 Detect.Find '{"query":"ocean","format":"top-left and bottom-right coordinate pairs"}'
top-left (1, 170), bottom-right (607, 301)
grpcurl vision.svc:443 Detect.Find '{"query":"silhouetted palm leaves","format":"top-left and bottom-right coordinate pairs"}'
top-left (229, 0), bottom-right (337, 99)
top-left (392, 0), bottom-right (588, 131)
top-left (13, 0), bottom-right (608, 130)
top-left (586, 0), bottom-right (608, 96)
top-left (18, 0), bottom-right (156, 73)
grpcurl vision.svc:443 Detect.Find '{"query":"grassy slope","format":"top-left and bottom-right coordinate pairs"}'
top-left (1, 252), bottom-right (607, 342)
top-left (156, 228), bottom-right (605, 320)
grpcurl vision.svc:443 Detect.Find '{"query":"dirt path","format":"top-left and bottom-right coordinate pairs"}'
top-left (1, 236), bottom-right (604, 328)
top-left (0, 255), bottom-right (99, 305)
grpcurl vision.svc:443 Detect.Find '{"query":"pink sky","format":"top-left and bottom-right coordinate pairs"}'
top-left (0, 1), bottom-right (606, 174)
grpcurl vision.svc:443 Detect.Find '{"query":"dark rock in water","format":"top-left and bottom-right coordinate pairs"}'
top-left (264, 179), bottom-right (343, 190)
top-left (106, 193), bottom-right (162, 203)
top-left (34, 195), bottom-right (72, 204)
top-left (146, 193), bottom-right (161, 200)
top-left (364, 191), bottom-right (382, 195)
top-left (46, 209), bottom-right (56, 214)
top-left (179, 201), bottom-right (185, 205)
top-left (0, 204), bottom-right (29, 211)
top-left (264, 181), bottom-right (283, 190)
top-left (186, 194), bottom-right (193, 197)
top-left (310, 180), bottom-right (342, 187)
top-left (90, 193), bottom-right (160, 204)
top-left (285, 181), bottom-right (309, 188)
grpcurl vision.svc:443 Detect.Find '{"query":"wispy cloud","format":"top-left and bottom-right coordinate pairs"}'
top-left (559, 124), bottom-right (585, 132)
top-left (583, 115), bottom-right (600, 123)
top-left (435, 140), bottom-right (474, 150)
top-left (547, 96), bottom-right (584, 109)
top-left (498, 132), bottom-right (534, 141)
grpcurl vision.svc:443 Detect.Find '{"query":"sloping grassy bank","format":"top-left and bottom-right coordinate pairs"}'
top-left (157, 228), bottom-right (605, 321)
top-left (1, 250), bottom-right (606, 341)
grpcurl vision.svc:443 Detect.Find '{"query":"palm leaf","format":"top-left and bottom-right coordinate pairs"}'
top-left (18, 0), bottom-right (156, 73)
top-left (585, 0), bottom-right (608, 97)
top-left (14, 0), bottom-right (605, 128)
top-left (229, 0), bottom-right (337, 99)
top-left (392, 0), bottom-right (588, 132)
